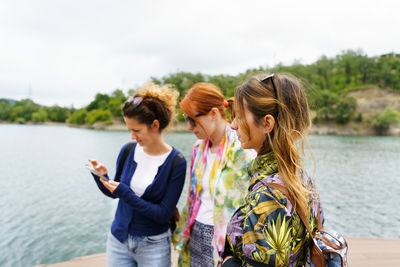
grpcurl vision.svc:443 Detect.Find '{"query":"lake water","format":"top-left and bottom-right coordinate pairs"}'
top-left (0, 124), bottom-right (399, 267)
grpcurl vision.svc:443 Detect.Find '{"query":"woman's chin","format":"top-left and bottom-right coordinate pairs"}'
top-left (239, 141), bottom-right (253, 151)
top-left (195, 133), bottom-right (206, 139)
top-left (239, 141), bottom-right (247, 149)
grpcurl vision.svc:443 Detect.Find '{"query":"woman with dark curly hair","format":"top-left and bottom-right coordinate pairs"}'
top-left (87, 82), bottom-right (187, 267)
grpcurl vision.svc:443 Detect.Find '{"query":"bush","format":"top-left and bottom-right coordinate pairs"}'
top-left (314, 90), bottom-right (339, 121)
top-left (108, 98), bottom-right (123, 117)
top-left (372, 107), bottom-right (399, 135)
top-left (85, 109), bottom-right (112, 125)
top-left (68, 109), bottom-right (87, 125)
top-left (32, 108), bottom-right (48, 123)
top-left (335, 97), bottom-right (357, 124)
top-left (0, 100), bottom-right (11, 120)
top-left (15, 117), bottom-right (26, 124)
top-left (87, 94), bottom-right (111, 111)
top-left (177, 109), bottom-right (185, 122)
top-left (103, 119), bottom-right (113, 125)
top-left (9, 99), bottom-right (39, 122)
top-left (46, 106), bottom-right (70, 122)
top-left (355, 113), bottom-right (363, 122)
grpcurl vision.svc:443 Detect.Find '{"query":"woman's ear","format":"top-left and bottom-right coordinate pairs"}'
top-left (151, 120), bottom-right (160, 131)
top-left (210, 107), bottom-right (220, 119)
top-left (262, 114), bottom-right (275, 134)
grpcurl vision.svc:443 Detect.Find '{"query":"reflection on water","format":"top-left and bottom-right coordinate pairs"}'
top-left (0, 124), bottom-right (399, 266)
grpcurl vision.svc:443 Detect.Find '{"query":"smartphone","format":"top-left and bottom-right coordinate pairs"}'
top-left (85, 165), bottom-right (109, 182)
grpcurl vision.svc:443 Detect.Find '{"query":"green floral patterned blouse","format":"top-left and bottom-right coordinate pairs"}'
top-left (223, 152), bottom-right (323, 267)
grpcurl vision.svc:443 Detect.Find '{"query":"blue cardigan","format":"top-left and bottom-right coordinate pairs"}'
top-left (93, 142), bottom-right (187, 243)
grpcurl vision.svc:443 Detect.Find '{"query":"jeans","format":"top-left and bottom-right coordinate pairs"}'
top-left (106, 230), bottom-right (171, 267)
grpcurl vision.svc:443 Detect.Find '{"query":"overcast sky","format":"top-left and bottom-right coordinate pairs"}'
top-left (1, 0), bottom-right (399, 108)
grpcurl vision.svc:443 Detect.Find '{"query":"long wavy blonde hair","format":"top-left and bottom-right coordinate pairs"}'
top-left (234, 73), bottom-right (311, 214)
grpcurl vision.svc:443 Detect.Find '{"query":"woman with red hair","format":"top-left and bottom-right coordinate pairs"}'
top-left (173, 83), bottom-right (255, 266)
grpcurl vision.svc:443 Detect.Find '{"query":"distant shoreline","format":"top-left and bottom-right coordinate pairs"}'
top-left (0, 120), bottom-right (189, 132)
top-left (2, 120), bottom-right (400, 136)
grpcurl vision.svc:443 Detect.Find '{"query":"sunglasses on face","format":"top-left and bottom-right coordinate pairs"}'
top-left (183, 113), bottom-right (196, 127)
top-left (260, 74), bottom-right (278, 98)
top-left (183, 113), bottom-right (206, 127)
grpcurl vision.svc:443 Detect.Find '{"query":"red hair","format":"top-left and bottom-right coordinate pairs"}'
top-left (180, 83), bottom-right (229, 119)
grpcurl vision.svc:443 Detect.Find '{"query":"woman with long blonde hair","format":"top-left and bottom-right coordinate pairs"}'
top-left (221, 73), bottom-right (323, 266)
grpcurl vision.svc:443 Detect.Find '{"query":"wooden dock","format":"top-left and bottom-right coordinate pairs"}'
top-left (35, 237), bottom-right (400, 267)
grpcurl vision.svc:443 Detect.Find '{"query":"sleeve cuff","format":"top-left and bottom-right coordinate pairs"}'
top-left (222, 257), bottom-right (242, 267)
top-left (113, 182), bottom-right (129, 197)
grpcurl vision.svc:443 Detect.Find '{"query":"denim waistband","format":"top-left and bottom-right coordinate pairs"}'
top-left (128, 229), bottom-right (171, 240)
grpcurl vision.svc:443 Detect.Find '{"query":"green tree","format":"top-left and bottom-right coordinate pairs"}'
top-left (337, 50), bottom-right (359, 85)
top-left (32, 108), bottom-right (48, 122)
top-left (68, 109), bottom-right (87, 125)
top-left (85, 109), bottom-right (112, 125)
top-left (0, 99), bottom-right (12, 120)
top-left (108, 98), bottom-right (123, 117)
top-left (87, 93), bottom-right (111, 111)
top-left (108, 89), bottom-right (127, 118)
top-left (335, 97), bottom-right (357, 124)
top-left (357, 55), bottom-right (377, 84)
top-left (314, 90), bottom-right (339, 121)
top-left (372, 107), bottom-right (399, 135)
top-left (377, 54), bottom-right (400, 90)
top-left (209, 74), bottom-right (241, 97)
top-left (9, 106), bottom-right (24, 122)
top-left (154, 72), bottom-right (205, 98)
top-left (111, 89), bottom-right (127, 101)
top-left (313, 55), bottom-right (334, 89)
top-left (46, 105), bottom-right (70, 122)
top-left (9, 99), bottom-right (39, 122)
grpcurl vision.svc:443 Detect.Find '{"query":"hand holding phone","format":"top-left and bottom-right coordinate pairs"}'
top-left (85, 165), bottom-right (109, 182)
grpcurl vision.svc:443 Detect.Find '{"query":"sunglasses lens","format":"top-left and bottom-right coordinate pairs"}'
top-left (133, 97), bottom-right (142, 107)
top-left (190, 118), bottom-right (196, 127)
top-left (127, 96), bottom-right (143, 108)
top-left (183, 114), bottom-right (196, 127)
top-left (260, 74), bottom-right (277, 97)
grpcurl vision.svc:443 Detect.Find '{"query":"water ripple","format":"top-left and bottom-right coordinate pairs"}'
top-left (0, 125), bottom-right (399, 266)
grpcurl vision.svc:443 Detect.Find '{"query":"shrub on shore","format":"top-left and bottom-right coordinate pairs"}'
top-left (372, 107), bottom-right (399, 135)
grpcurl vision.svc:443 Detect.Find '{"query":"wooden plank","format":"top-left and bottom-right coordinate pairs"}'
top-left (36, 237), bottom-right (400, 267)
top-left (35, 253), bottom-right (106, 267)
top-left (347, 237), bottom-right (400, 267)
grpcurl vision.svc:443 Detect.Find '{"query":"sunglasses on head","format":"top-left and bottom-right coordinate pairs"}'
top-left (260, 74), bottom-right (278, 98)
top-left (127, 96), bottom-right (144, 108)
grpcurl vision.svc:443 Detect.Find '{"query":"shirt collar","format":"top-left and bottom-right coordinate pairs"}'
top-left (248, 152), bottom-right (278, 187)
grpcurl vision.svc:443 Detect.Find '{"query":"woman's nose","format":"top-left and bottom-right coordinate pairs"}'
top-left (231, 118), bottom-right (238, 130)
top-left (187, 122), bottom-right (194, 131)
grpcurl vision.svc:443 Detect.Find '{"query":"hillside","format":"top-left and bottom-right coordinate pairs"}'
top-left (83, 87), bottom-right (400, 136)
top-left (311, 87), bottom-right (400, 136)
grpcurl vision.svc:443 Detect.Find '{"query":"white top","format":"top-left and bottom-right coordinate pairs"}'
top-left (130, 144), bottom-right (172, 197)
top-left (196, 149), bottom-right (217, 225)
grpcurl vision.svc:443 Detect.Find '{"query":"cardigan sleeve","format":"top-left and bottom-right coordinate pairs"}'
top-left (113, 156), bottom-right (187, 224)
top-left (91, 172), bottom-right (115, 198)
top-left (92, 142), bottom-right (131, 199)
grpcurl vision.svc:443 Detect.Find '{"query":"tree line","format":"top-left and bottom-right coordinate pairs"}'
top-left (1, 49), bottom-right (399, 134)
